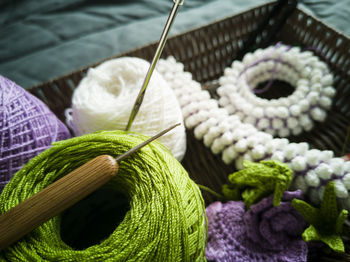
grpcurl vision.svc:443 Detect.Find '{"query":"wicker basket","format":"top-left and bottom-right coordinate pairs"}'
top-left (29, 2), bottom-right (350, 261)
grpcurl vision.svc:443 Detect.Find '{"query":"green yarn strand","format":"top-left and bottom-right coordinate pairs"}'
top-left (0, 131), bottom-right (207, 262)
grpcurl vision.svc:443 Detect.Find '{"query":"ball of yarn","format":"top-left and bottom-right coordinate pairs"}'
top-left (65, 57), bottom-right (186, 161)
top-left (0, 130), bottom-right (206, 261)
top-left (0, 75), bottom-right (71, 192)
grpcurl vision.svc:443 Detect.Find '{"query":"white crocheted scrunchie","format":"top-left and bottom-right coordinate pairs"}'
top-left (217, 44), bottom-right (336, 137)
top-left (157, 56), bottom-right (350, 210)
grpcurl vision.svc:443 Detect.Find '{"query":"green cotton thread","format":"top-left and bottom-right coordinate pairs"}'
top-left (0, 130), bottom-right (207, 262)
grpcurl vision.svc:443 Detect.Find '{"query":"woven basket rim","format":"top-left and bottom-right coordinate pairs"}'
top-left (29, 1), bottom-right (274, 91)
top-left (28, 1), bottom-right (350, 93)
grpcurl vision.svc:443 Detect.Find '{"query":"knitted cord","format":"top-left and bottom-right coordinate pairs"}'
top-left (157, 57), bottom-right (350, 210)
top-left (217, 44), bottom-right (335, 137)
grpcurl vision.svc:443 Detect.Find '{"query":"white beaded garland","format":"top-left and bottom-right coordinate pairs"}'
top-left (157, 56), bottom-right (350, 210)
top-left (217, 44), bottom-right (336, 137)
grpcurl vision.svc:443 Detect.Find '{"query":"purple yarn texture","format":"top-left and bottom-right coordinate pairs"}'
top-left (205, 190), bottom-right (308, 262)
top-left (0, 75), bottom-right (71, 192)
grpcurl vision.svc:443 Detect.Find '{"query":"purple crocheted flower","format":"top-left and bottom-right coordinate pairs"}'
top-left (205, 190), bottom-right (308, 262)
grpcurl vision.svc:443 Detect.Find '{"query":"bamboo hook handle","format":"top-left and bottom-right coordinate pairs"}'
top-left (0, 155), bottom-right (118, 251)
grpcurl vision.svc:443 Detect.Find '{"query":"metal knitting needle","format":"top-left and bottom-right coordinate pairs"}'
top-left (125, 0), bottom-right (184, 131)
top-left (0, 123), bottom-right (180, 251)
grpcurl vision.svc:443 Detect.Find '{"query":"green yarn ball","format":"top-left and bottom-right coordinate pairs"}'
top-left (0, 131), bottom-right (207, 261)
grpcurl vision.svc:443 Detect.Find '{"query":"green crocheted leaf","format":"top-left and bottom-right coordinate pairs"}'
top-left (342, 224), bottom-right (350, 237)
top-left (302, 226), bottom-right (344, 252)
top-left (223, 160), bottom-right (293, 208)
top-left (241, 188), bottom-right (261, 208)
top-left (336, 209), bottom-right (349, 234)
top-left (274, 174), bottom-right (291, 206)
top-left (320, 234), bottom-right (345, 253)
top-left (293, 182), bottom-right (349, 253)
top-left (292, 199), bottom-right (319, 226)
top-left (302, 225), bottom-right (321, 242)
top-left (320, 182), bottom-right (339, 223)
top-left (222, 184), bottom-right (240, 200)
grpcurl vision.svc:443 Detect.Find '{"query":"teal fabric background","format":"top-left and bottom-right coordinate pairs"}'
top-left (0, 0), bottom-right (349, 89)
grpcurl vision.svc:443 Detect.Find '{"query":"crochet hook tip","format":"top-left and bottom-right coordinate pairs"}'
top-left (116, 123), bottom-right (181, 162)
top-left (125, 0), bottom-right (183, 131)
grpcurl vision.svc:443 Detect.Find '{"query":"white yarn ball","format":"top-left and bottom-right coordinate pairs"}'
top-left (65, 57), bottom-right (186, 161)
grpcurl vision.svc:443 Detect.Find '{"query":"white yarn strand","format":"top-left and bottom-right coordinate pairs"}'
top-left (65, 57), bottom-right (187, 161)
top-left (157, 56), bottom-right (350, 210)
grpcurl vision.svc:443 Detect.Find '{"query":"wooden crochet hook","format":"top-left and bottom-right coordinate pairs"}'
top-left (0, 123), bottom-right (180, 251)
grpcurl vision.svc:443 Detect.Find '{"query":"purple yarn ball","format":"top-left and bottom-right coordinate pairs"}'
top-left (0, 75), bottom-right (71, 192)
top-left (205, 190), bottom-right (308, 262)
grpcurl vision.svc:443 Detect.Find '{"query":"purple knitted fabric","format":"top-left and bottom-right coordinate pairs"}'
top-left (205, 190), bottom-right (308, 262)
top-left (0, 75), bottom-right (71, 192)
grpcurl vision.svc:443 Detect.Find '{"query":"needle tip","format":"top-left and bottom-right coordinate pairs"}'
top-left (116, 123), bottom-right (181, 162)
